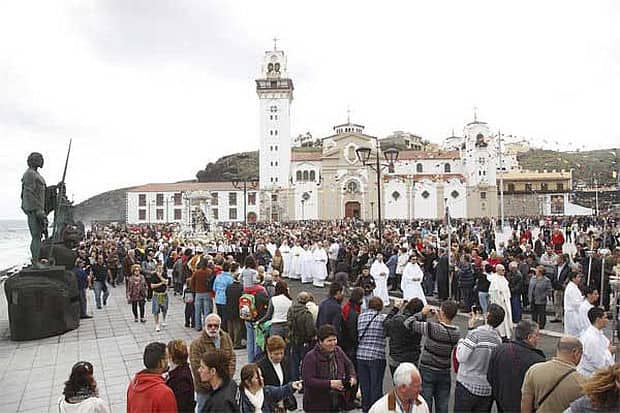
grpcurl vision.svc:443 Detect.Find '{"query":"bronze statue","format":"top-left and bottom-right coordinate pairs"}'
top-left (21, 151), bottom-right (67, 266)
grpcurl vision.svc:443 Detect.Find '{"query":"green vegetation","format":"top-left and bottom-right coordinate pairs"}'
top-left (517, 148), bottom-right (619, 187)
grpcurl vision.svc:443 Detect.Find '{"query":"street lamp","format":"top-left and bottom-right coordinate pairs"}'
top-left (355, 139), bottom-right (399, 248)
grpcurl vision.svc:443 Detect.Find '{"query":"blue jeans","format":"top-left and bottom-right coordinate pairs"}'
top-left (454, 381), bottom-right (493, 412)
top-left (93, 281), bottom-right (109, 309)
top-left (289, 343), bottom-right (311, 381)
top-left (511, 295), bottom-right (522, 323)
top-left (195, 391), bottom-right (208, 413)
top-left (357, 358), bottom-right (386, 413)
top-left (194, 293), bottom-right (212, 331)
top-left (478, 291), bottom-right (490, 314)
top-left (245, 321), bottom-right (257, 362)
top-left (420, 366), bottom-right (452, 413)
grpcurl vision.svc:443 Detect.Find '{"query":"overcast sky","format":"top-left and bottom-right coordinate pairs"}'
top-left (1, 0), bottom-right (619, 219)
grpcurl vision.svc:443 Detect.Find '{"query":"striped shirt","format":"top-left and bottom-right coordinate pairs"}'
top-left (404, 314), bottom-right (460, 371)
top-left (456, 324), bottom-right (502, 396)
top-left (357, 309), bottom-right (387, 361)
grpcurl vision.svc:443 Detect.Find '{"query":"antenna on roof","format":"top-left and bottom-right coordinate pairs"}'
top-left (346, 105), bottom-right (351, 124)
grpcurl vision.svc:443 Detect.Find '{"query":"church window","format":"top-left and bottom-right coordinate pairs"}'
top-left (557, 183), bottom-right (564, 191)
top-left (275, 145), bottom-right (278, 151)
top-left (229, 192), bottom-right (237, 206)
top-left (392, 191), bottom-right (400, 201)
top-left (156, 193), bottom-right (164, 206)
top-left (309, 170), bottom-right (316, 181)
top-left (416, 163), bottom-right (423, 173)
top-left (275, 161), bottom-right (278, 167)
top-left (303, 171), bottom-right (309, 181)
top-left (479, 171), bottom-right (482, 176)
top-left (270, 105), bottom-right (278, 112)
top-left (480, 191), bottom-right (487, 199)
top-left (272, 194), bottom-right (278, 202)
top-left (525, 183), bottom-right (532, 192)
top-left (444, 163), bottom-right (451, 173)
top-left (275, 130), bottom-right (278, 135)
top-left (270, 130), bottom-right (273, 136)
top-left (421, 190), bottom-right (430, 199)
top-left (507, 183), bottom-right (515, 192)
top-left (347, 146), bottom-right (356, 161)
top-left (346, 181), bottom-right (359, 193)
top-left (451, 190), bottom-right (459, 199)
top-left (541, 183), bottom-right (548, 191)
top-left (270, 80), bottom-right (278, 88)
top-left (229, 208), bottom-right (237, 220)
top-left (296, 171), bottom-right (302, 181)
top-left (275, 177), bottom-right (278, 182)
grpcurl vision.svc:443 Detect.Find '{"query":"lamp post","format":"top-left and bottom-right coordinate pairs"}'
top-left (232, 178), bottom-right (258, 225)
top-left (356, 139), bottom-right (399, 248)
top-left (370, 201), bottom-right (374, 221)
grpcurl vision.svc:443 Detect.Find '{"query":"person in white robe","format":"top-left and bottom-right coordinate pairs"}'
top-left (290, 241), bottom-right (303, 280)
top-left (266, 240), bottom-right (277, 259)
top-left (401, 255), bottom-right (427, 305)
top-left (312, 242), bottom-right (328, 287)
top-left (488, 264), bottom-right (514, 339)
top-left (279, 239), bottom-right (292, 278)
top-left (563, 272), bottom-right (584, 336)
top-left (577, 307), bottom-right (615, 377)
top-left (300, 244), bottom-right (314, 284)
top-left (576, 287), bottom-right (598, 337)
top-left (370, 253), bottom-right (390, 305)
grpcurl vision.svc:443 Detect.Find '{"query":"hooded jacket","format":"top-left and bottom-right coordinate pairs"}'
top-left (126, 371), bottom-right (177, 413)
top-left (286, 301), bottom-right (317, 346)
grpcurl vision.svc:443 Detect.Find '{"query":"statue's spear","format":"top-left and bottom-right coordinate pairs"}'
top-left (51, 138), bottom-right (72, 242)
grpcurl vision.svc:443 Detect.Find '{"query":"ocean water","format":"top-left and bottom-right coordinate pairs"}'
top-left (0, 219), bottom-right (31, 271)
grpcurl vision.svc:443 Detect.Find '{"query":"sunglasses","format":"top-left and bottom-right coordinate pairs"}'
top-left (206, 324), bottom-right (220, 329)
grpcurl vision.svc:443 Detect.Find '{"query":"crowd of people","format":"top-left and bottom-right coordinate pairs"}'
top-left (58, 214), bottom-right (620, 412)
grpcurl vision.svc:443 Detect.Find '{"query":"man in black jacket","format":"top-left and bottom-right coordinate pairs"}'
top-left (384, 298), bottom-right (425, 376)
top-left (316, 282), bottom-right (344, 332)
top-left (487, 319), bottom-right (545, 413)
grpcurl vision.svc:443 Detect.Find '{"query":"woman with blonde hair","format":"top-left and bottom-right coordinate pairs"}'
top-left (126, 264), bottom-right (147, 323)
top-left (565, 362), bottom-right (620, 412)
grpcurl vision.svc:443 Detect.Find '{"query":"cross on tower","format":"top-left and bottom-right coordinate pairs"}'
top-left (346, 106), bottom-right (351, 123)
top-left (272, 37), bottom-right (279, 51)
top-left (473, 106), bottom-right (478, 122)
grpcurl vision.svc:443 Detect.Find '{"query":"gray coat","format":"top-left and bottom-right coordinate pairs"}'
top-left (528, 275), bottom-right (552, 305)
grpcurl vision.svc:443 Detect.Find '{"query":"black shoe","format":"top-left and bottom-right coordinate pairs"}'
top-left (103, 300), bottom-right (107, 306)
top-left (97, 306), bottom-right (102, 309)
top-left (80, 315), bottom-right (93, 319)
top-left (550, 319), bottom-right (561, 323)
top-left (140, 318), bottom-right (146, 323)
top-left (184, 324), bottom-right (190, 328)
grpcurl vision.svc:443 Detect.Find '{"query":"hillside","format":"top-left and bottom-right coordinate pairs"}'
top-left (517, 148), bottom-right (618, 187)
top-left (196, 151), bottom-right (259, 181)
top-left (73, 187), bottom-right (134, 225)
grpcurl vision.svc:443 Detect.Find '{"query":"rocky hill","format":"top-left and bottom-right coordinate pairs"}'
top-left (196, 151), bottom-right (259, 181)
top-left (518, 148), bottom-right (618, 187)
top-left (73, 187), bottom-right (133, 226)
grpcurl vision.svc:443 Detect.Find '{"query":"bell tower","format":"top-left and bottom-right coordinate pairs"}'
top-left (256, 39), bottom-right (294, 193)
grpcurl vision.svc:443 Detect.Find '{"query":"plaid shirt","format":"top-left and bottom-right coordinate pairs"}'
top-left (356, 309), bottom-right (387, 361)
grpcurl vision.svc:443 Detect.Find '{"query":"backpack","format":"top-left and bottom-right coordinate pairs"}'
top-left (239, 293), bottom-right (257, 320)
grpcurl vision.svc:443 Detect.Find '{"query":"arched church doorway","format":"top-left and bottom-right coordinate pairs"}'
top-left (344, 201), bottom-right (361, 219)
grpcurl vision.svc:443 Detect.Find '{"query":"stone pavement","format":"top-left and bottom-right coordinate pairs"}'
top-left (0, 282), bottom-right (250, 413)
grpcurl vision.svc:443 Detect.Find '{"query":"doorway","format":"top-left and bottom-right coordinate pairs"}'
top-left (344, 201), bottom-right (361, 219)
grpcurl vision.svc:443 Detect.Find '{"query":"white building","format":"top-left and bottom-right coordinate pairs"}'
top-left (126, 182), bottom-right (260, 225)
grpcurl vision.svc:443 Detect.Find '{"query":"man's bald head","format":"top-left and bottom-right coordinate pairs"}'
top-left (556, 336), bottom-right (583, 365)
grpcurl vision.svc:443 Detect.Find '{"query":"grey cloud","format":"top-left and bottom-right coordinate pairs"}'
top-left (71, 0), bottom-right (261, 78)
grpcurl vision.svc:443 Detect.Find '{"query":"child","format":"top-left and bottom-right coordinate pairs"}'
top-left (183, 278), bottom-right (195, 328)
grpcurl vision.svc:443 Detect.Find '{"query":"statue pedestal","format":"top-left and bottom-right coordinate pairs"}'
top-left (4, 265), bottom-right (80, 341)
